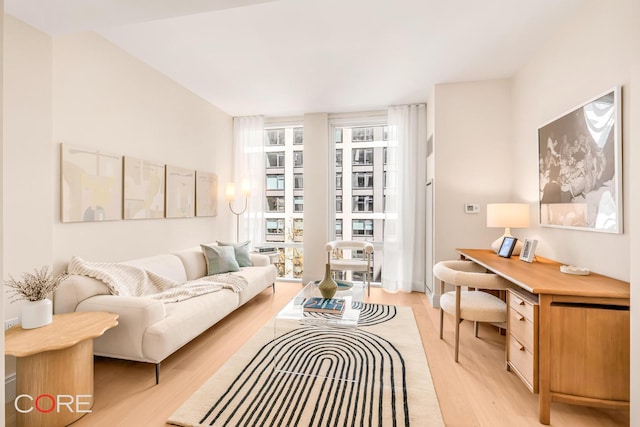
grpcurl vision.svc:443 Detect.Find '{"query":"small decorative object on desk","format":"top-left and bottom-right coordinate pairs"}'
top-left (519, 238), bottom-right (538, 263)
top-left (303, 297), bottom-right (346, 314)
top-left (318, 263), bottom-right (338, 298)
top-left (560, 265), bottom-right (590, 275)
top-left (4, 266), bottom-right (68, 329)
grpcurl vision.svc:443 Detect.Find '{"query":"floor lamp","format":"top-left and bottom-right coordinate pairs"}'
top-left (225, 180), bottom-right (251, 242)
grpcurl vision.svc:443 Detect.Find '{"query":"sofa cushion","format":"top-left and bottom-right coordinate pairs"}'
top-left (201, 244), bottom-right (240, 275)
top-left (173, 247), bottom-right (208, 281)
top-left (123, 254), bottom-right (188, 283)
top-left (217, 240), bottom-right (253, 267)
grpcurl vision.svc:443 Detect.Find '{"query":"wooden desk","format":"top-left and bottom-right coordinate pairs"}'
top-left (5, 311), bottom-right (118, 427)
top-left (457, 249), bottom-right (630, 425)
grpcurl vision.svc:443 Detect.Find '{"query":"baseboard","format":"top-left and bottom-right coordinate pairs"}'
top-left (5, 373), bottom-right (16, 404)
top-left (426, 291), bottom-right (440, 309)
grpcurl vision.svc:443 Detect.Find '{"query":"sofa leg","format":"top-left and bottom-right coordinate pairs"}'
top-left (272, 283), bottom-right (275, 293)
top-left (155, 363), bottom-right (160, 385)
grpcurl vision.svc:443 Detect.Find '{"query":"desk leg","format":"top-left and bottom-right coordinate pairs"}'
top-left (15, 340), bottom-right (94, 427)
top-left (538, 294), bottom-right (552, 425)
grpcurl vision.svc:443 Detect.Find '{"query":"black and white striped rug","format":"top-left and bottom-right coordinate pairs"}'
top-left (168, 304), bottom-right (443, 426)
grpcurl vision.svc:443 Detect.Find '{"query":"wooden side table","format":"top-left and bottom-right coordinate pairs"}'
top-left (5, 311), bottom-right (118, 427)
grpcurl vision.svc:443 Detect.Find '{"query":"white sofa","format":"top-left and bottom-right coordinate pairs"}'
top-left (54, 246), bottom-right (277, 382)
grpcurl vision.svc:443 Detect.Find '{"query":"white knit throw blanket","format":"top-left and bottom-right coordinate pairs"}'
top-left (67, 256), bottom-right (248, 303)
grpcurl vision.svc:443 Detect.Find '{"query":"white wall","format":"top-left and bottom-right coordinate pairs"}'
top-left (302, 113), bottom-right (329, 283)
top-left (51, 32), bottom-right (234, 268)
top-left (3, 15), bottom-right (53, 321)
top-left (630, 0), bottom-right (639, 423)
top-left (432, 79), bottom-right (513, 267)
top-left (1, 0), bottom-right (5, 417)
top-left (511, 0), bottom-right (631, 280)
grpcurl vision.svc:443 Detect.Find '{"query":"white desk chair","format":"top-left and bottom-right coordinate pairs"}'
top-left (434, 260), bottom-right (510, 362)
top-left (325, 240), bottom-right (374, 295)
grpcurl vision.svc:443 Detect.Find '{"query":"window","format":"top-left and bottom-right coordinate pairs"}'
top-left (335, 128), bottom-right (343, 143)
top-left (336, 196), bottom-right (342, 213)
top-left (352, 148), bottom-right (374, 165)
top-left (336, 219), bottom-right (343, 238)
top-left (293, 219), bottom-right (304, 242)
top-left (352, 195), bottom-right (374, 212)
top-left (266, 174), bottom-right (285, 190)
top-left (265, 128), bottom-right (285, 146)
top-left (264, 124), bottom-right (304, 279)
top-left (383, 147), bottom-right (388, 165)
top-left (266, 151), bottom-right (285, 168)
top-left (266, 196), bottom-right (285, 212)
top-left (336, 149), bottom-right (343, 167)
top-left (352, 171), bottom-right (373, 189)
top-left (265, 218), bottom-right (285, 241)
top-left (383, 126), bottom-right (389, 141)
top-left (336, 172), bottom-right (342, 189)
top-left (352, 219), bottom-right (374, 236)
top-left (352, 127), bottom-right (374, 142)
top-left (293, 127), bottom-right (303, 145)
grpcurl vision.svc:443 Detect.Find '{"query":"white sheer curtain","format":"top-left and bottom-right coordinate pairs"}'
top-left (382, 104), bottom-right (427, 292)
top-left (233, 116), bottom-right (265, 246)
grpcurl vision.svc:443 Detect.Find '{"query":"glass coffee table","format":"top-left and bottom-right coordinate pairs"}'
top-left (272, 280), bottom-right (366, 380)
top-left (276, 280), bottom-right (365, 327)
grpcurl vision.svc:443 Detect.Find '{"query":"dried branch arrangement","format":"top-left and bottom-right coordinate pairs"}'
top-left (5, 266), bottom-right (68, 302)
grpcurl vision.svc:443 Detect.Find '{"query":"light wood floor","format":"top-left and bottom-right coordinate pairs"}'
top-left (6, 282), bottom-right (629, 426)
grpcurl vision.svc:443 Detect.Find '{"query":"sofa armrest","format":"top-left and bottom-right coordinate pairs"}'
top-left (250, 253), bottom-right (271, 267)
top-left (77, 295), bottom-right (166, 362)
top-left (54, 274), bottom-right (111, 314)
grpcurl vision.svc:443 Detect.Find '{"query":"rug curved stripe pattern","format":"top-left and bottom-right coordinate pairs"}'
top-left (199, 327), bottom-right (408, 426)
top-left (303, 302), bottom-right (397, 326)
top-left (168, 305), bottom-right (443, 427)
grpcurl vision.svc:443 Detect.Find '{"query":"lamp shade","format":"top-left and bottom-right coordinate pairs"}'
top-left (225, 183), bottom-right (236, 202)
top-left (487, 203), bottom-right (529, 228)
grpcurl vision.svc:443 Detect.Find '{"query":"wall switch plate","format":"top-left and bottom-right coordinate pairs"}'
top-left (4, 318), bottom-right (19, 330)
top-left (464, 204), bottom-right (480, 214)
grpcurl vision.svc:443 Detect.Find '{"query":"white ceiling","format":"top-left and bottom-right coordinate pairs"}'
top-left (6, 0), bottom-right (587, 117)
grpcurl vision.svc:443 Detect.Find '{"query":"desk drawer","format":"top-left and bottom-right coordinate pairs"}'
top-left (508, 335), bottom-right (535, 391)
top-left (509, 292), bottom-right (534, 321)
top-left (509, 308), bottom-right (534, 350)
top-left (507, 289), bottom-right (539, 394)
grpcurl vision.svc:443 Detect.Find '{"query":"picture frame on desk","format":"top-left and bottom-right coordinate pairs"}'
top-left (519, 238), bottom-right (538, 263)
top-left (498, 236), bottom-right (518, 258)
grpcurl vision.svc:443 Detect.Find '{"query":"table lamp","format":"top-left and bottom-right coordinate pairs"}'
top-left (226, 179), bottom-right (251, 242)
top-left (486, 203), bottom-right (529, 255)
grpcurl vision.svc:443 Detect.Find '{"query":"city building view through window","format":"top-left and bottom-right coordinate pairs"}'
top-left (333, 124), bottom-right (388, 284)
top-left (262, 123), bottom-right (388, 282)
top-left (264, 126), bottom-right (304, 279)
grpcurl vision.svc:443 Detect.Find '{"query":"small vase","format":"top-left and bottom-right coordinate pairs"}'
top-left (22, 298), bottom-right (53, 329)
top-left (318, 264), bottom-right (338, 299)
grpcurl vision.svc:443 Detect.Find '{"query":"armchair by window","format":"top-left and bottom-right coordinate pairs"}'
top-left (325, 240), bottom-right (374, 295)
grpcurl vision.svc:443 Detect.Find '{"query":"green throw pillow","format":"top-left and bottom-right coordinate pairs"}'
top-left (217, 240), bottom-right (253, 267)
top-left (200, 244), bottom-right (240, 275)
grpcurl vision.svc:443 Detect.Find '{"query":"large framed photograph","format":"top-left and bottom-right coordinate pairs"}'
top-left (538, 87), bottom-right (622, 233)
